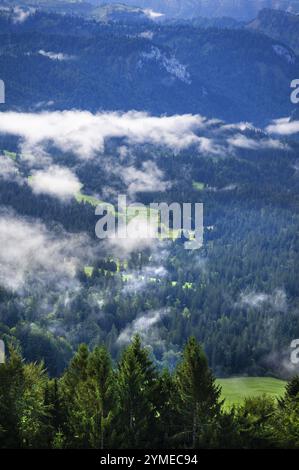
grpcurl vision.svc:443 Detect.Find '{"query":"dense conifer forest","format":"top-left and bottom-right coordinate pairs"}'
top-left (1, 4), bottom-right (299, 451)
top-left (1, 336), bottom-right (299, 449)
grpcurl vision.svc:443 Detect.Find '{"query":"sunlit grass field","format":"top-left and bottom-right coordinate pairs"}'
top-left (217, 377), bottom-right (287, 408)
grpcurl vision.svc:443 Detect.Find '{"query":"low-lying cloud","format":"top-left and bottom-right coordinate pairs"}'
top-left (0, 211), bottom-right (94, 292)
top-left (0, 154), bottom-right (20, 182)
top-left (29, 165), bottom-right (82, 200)
top-left (266, 118), bottom-right (299, 136)
top-left (228, 134), bottom-right (286, 150)
top-left (38, 50), bottom-right (74, 61)
top-left (104, 215), bottom-right (165, 257)
top-left (122, 161), bottom-right (171, 197)
top-left (117, 308), bottom-right (169, 346)
top-left (239, 289), bottom-right (287, 312)
top-left (123, 265), bottom-right (168, 293)
top-left (0, 111), bottom-right (219, 159)
top-left (0, 111), bottom-right (290, 181)
top-left (12, 6), bottom-right (34, 24)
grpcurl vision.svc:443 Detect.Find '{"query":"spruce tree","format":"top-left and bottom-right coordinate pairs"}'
top-left (60, 344), bottom-right (90, 447)
top-left (115, 336), bottom-right (159, 448)
top-left (0, 346), bottom-right (24, 448)
top-left (285, 375), bottom-right (299, 400)
top-left (76, 346), bottom-right (115, 448)
top-left (0, 346), bottom-right (51, 448)
top-left (175, 337), bottom-right (223, 448)
top-left (156, 369), bottom-right (178, 447)
top-left (45, 378), bottom-right (65, 447)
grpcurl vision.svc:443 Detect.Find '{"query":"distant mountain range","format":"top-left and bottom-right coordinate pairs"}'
top-left (2, 0), bottom-right (299, 20)
top-left (247, 8), bottom-right (299, 54)
top-left (0, 7), bottom-right (297, 125)
top-left (97, 0), bottom-right (299, 20)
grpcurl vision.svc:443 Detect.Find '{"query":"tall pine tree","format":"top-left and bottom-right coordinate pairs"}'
top-left (115, 336), bottom-right (159, 448)
top-left (175, 337), bottom-right (222, 448)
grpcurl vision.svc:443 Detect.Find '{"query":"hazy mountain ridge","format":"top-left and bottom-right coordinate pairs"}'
top-left (3, 0), bottom-right (299, 20)
top-left (58, 0), bottom-right (299, 20)
top-left (247, 8), bottom-right (299, 54)
top-left (0, 9), bottom-right (297, 124)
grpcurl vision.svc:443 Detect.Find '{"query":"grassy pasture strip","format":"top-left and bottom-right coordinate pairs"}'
top-left (217, 377), bottom-right (286, 409)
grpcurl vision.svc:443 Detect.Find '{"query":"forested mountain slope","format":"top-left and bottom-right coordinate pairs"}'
top-left (0, 9), bottom-right (297, 124)
top-left (248, 8), bottom-right (299, 54)
top-left (16, 0), bottom-right (299, 20)
top-left (0, 7), bottom-right (299, 379)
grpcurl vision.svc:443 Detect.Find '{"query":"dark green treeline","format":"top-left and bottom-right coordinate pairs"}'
top-left (1, 336), bottom-right (299, 449)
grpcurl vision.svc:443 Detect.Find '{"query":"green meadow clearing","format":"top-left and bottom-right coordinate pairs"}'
top-left (217, 377), bottom-right (287, 408)
top-left (192, 181), bottom-right (205, 191)
top-left (3, 150), bottom-right (17, 160)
